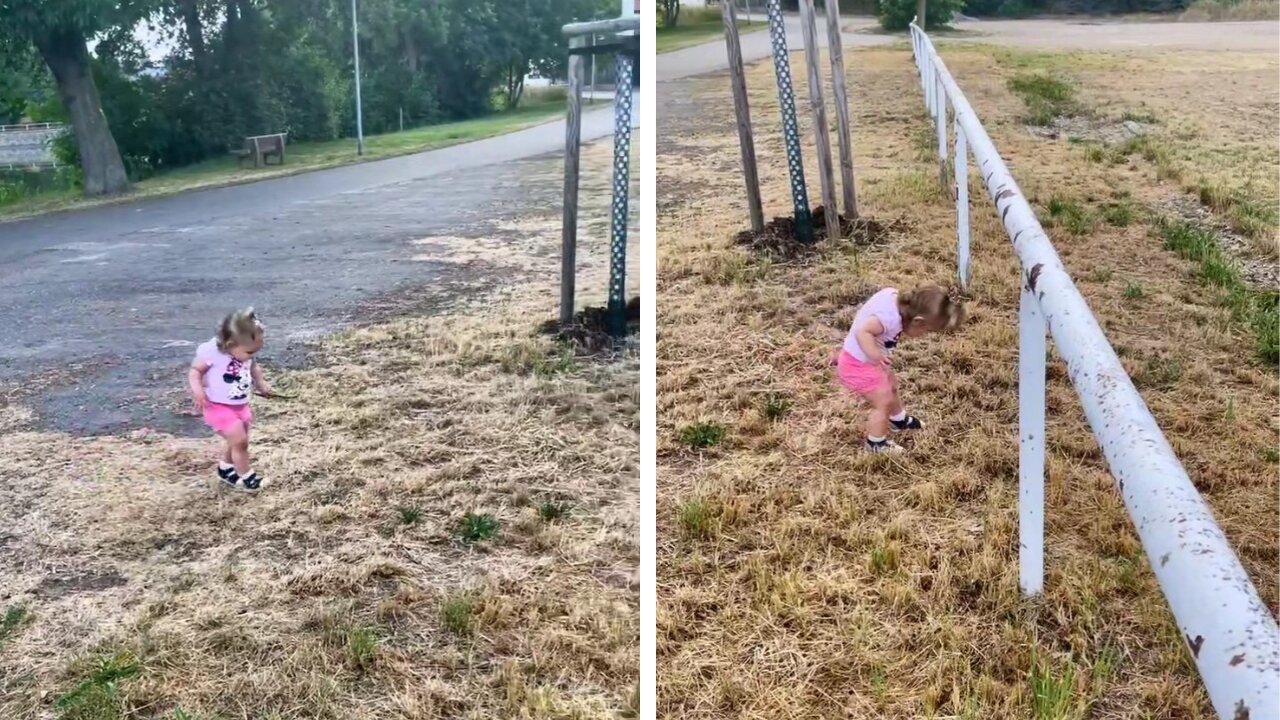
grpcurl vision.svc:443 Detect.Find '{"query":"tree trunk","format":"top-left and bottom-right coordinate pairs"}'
top-left (34, 26), bottom-right (129, 197)
top-left (505, 63), bottom-right (525, 110)
top-left (179, 0), bottom-right (208, 73)
top-left (663, 0), bottom-right (680, 27)
top-left (916, 0), bottom-right (927, 28)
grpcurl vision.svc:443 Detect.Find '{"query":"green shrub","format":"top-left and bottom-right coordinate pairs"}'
top-left (878, 0), bottom-right (964, 31)
top-left (678, 421), bottom-right (726, 450)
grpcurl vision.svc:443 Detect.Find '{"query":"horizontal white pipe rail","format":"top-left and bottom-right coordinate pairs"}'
top-left (910, 21), bottom-right (1279, 720)
top-left (0, 122), bottom-right (62, 132)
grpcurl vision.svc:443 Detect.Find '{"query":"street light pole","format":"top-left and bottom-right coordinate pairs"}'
top-left (351, 0), bottom-right (364, 156)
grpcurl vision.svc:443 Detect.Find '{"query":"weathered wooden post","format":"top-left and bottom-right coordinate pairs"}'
top-left (917, 0), bottom-right (927, 29)
top-left (824, 0), bottom-right (857, 218)
top-left (764, 0), bottom-right (814, 243)
top-left (798, 0), bottom-right (839, 240)
top-left (560, 34), bottom-right (586, 326)
top-left (722, 0), bottom-right (764, 232)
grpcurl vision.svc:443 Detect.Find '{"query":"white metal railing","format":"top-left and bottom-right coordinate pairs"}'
top-left (909, 21), bottom-right (1279, 720)
top-left (0, 122), bottom-right (63, 133)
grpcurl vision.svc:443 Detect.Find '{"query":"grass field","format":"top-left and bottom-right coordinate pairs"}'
top-left (656, 41), bottom-right (1277, 718)
top-left (657, 7), bottom-right (762, 54)
top-left (0, 90), bottom-right (568, 221)
top-left (0, 140), bottom-right (640, 718)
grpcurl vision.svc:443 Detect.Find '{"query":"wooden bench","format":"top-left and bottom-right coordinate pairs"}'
top-left (231, 133), bottom-right (287, 168)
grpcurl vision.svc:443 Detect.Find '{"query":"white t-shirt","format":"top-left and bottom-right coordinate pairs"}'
top-left (195, 338), bottom-right (253, 405)
top-left (842, 288), bottom-right (903, 363)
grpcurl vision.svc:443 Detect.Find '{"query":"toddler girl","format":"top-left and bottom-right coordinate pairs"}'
top-left (835, 284), bottom-right (964, 453)
top-left (189, 308), bottom-right (273, 491)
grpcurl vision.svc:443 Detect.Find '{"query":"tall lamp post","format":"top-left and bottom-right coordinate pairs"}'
top-left (351, 0), bottom-right (364, 156)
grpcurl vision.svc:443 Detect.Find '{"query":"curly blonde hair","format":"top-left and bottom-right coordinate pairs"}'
top-left (899, 284), bottom-right (965, 333)
top-left (216, 308), bottom-right (264, 353)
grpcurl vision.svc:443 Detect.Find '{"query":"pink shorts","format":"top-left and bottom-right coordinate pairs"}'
top-left (835, 349), bottom-right (891, 396)
top-left (203, 401), bottom-right (253, 434)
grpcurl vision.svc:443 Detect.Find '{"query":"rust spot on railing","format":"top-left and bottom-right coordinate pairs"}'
top-left (1188, 633), bottom-right (1205, 658)
top-left (1234, 700), bottom-right (1250, 720)
top-left (1230, 653), bottom-right (1246, 666)
top-left (1027, 263), bottom-right (1044, 292)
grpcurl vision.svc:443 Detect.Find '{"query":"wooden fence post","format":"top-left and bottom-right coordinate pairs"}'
top-left (824, 0), bottom-right (857, 218)
top-left (722, 0), bottom-right (764, 232)
top-left (798, 0), bottom-right (840, 240)
top-left (560, 35), bottom-right (585, 326)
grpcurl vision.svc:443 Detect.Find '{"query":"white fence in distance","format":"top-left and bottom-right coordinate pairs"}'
top-left (909, 21), bottom-right (1279, 720)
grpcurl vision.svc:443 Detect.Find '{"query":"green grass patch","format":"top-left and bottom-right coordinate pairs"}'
top-left (1135, 354), bottom-right (1184, 390)
top-left (1193, 181), bottom-right (1279, 242)
top-left (1007, 73), bottom-right (1079, 125)
top-left (1029, 651), bottom-right (1077, 720)
top-left (1045, 195), bottom-right (1095, 236)
top-left (678, 421), bottom-right (726, 450)
top-left (1101, 202), bottom-right (1136, 227)
top-left (397, 506), bottom-right (422, 526)
top-left (1263, 448), bottom-right (1280, 464)
top-left (441, 595), bottom-right (475, 636)
top-left (538, 499), bottom-right (573, 523)
top-left (0, 604), bottom-right (28, 647)
top-left (868, 544), bottom-right (899, 575)
top-left (762, 392), bottom-right (792, 422)
top-left (346, 626), bottom-right (381, 671)
top-left (1182, 0), bottom-right (1280, 20)
top-left (0, 98), bottom-right (568, 220)
top-left (678, 499), bottom-right (718, 539)
top-left (656, 8), bottom-right (760, 54)
top-left (56, 651), bottom-right (141, 720)
top-left (1122, 282), bottom-right (1143, 300)
top-left (1157, 218), bottom-right (1278, 364)
top-left (459, 512), bottom-right (500, 543)
top-left (1119, 110), bottom-right (1159, 124)
top-left (1109, 136), bottom-right (1183, 181)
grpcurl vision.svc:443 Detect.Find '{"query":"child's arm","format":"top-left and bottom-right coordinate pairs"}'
top-left (855, 317), bottom-right (891, 367)
top-left (251, 362), bottom-right (273, 396)
top-left (188, 360), bottom-right (209, 410)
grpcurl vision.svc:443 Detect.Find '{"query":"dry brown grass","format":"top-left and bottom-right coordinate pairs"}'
top-left (656, 43), bottom-right (1278, 718)
top-left (0, 141), bottom-right (639, 719)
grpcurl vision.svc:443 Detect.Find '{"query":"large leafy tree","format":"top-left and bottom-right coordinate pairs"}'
top-left (0, 0), bottom-right (151, 195)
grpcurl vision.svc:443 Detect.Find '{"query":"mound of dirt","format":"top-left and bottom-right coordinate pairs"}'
top-left (734, 206), bottom-right (893, 260)
top-left (1028, 115), bottom-right (1148, 145)
top-left (540, 296), bottom-right (640, 353)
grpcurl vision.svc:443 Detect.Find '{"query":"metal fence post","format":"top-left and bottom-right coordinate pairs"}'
top-left (917, 26), bottom-right (1280, 715)
top-left (765, 0), bottom-right (814, 243)
top-left (935, 70), bottom-right (947, 190)
top-left (1019, 286), bottom-right (1047, 596)
top-left (607, 51), bottom-right (634, 338)
top-left (954, 121), bottom-right (970, 290)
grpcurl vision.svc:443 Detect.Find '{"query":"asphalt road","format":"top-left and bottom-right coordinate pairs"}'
top-left (0, 97), bottom-right (641, 436)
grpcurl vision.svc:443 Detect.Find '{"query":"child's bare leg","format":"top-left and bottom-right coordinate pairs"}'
top-left (223, 423), bottom-right (251, 475)
top-left (221, 444), bottom-right (233, 465)
top-left (864, 387), bottom-right (894, 439)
